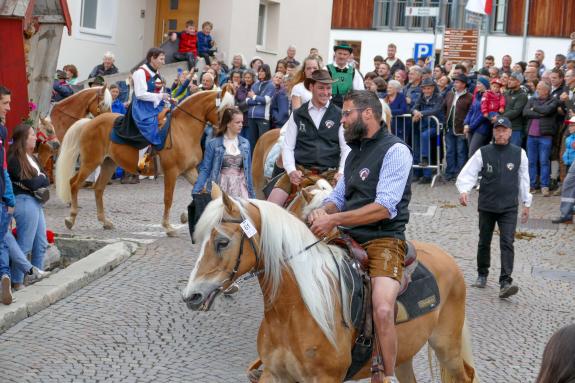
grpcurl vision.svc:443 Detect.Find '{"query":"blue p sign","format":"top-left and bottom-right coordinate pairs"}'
top-left (414, 43), bottom-right (433, 60)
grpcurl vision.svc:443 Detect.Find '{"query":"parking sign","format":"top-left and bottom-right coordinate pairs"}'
top-left (414, 43), bottom-right (433, 60)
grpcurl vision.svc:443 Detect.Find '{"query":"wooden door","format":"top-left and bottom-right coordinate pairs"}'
top-left (155, 0), bottom-right (200, 46)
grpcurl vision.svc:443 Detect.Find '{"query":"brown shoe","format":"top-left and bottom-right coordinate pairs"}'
top-left (2, 275), bottom-right (13, 305)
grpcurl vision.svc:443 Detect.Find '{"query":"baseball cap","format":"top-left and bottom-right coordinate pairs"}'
top-left (493, 117), bottom-right (512, 129)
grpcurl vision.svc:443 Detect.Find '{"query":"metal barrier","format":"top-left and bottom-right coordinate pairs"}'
top-left (390, 114), bottom-right (444, 187)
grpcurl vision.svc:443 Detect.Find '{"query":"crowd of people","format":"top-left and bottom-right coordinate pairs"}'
top-left (6, 18), bottom-right (575, 381)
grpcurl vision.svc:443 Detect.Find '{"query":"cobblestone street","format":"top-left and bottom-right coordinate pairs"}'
top-left (0, 178), bottom-right (573, 382)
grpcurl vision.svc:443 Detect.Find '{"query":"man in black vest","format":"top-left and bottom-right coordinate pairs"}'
top-left (309, 91), bottom-right (412, 382)
top-left (267, 70), bottom-right (350, 206)
top-left (456, 117), bottom-right (532, 299)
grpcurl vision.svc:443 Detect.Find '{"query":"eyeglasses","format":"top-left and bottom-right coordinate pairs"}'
top-left (341, 108), bottom-right (366, 117)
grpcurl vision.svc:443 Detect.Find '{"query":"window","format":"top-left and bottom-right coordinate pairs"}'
top-left (491, 0), bottom-right (507, 33)
top-left (373, 0), bottom-right (447, 31)
top-left (78, 0), bottom-right (118, 41)
top-left (257, 3), bottom-right (266, 47)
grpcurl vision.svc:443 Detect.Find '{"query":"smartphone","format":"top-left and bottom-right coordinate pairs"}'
top-left (192, 78), bottom-right (198, 85)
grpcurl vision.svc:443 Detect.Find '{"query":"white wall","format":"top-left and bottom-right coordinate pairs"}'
top-left (57, 0), bottom-right (156, 81)
top-left (200, 0), bottom-right (332, 69)
top-left (331, 29), bottom-right (571, 74)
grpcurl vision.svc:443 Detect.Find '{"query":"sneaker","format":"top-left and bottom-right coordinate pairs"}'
top-left (553, 188), bottom-right (562, 196)
top-left (27, 267), bottom-right (50, 283)
top-left (541, 187), bottom-right (550, 197)
top-left (1, 275), bottom-right (12, 305)
top-left (499, 282), bottom-right (519, 299)
top-left (530, 188), bottom-right (540, 194)
top-left (472, 275), bottom-right (487, 288)
top-left (551, 216), bottom-right (573, 224)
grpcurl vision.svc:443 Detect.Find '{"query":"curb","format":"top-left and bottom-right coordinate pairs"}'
top-left (0, 241), bottom-right (138, 334)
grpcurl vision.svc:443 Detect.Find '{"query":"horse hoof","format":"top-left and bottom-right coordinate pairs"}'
top-left (103, 222), bottom-right (114, 230)
top-left (166, 229), bottom-right (178, 237)
top-left (180, 212), bottom-right (188, 224)
top-left (64, 217), bottom-right (74, 230)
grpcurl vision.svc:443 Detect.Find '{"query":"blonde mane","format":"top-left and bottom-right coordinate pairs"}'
top-left (194, 197), bottom-right (351, 347)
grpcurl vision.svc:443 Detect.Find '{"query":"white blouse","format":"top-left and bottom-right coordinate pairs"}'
top-left (223, 135), bottom-right (240, 156)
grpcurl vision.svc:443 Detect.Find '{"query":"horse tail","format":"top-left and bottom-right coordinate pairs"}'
top-left (55, 118), bottom-right (89, 203)
top-left (439, 318), bottom-right (480, 383)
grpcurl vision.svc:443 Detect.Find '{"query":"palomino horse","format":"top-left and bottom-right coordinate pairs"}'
top-left (55, 88), bottom-right (235, 236)
top-left (36, 117), bottom-right (60, 183)
top-left (49, 86), bottom-right (113, 141)
top-left (250, 108), bottom-right (392, 200)
top-left (183, 186), bottom-right (478, 382)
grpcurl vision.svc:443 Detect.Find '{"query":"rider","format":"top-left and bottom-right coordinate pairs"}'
top-left (267, 69), bottom-right (350, 207)
top-left (309, 90), bottom-right (412, 383)
top-left (326, 42), bottom-right (364, 108)
top-left (132, 47), bottom-right (174, 151)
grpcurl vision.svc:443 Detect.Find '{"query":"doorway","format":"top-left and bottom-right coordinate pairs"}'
top-left (155, 0), bottom-right (200, 46)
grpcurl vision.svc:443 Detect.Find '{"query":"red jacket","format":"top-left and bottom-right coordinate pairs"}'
top-left (481, 90), bottom-right (506, 115)
top-left (178, 32), bottom-right (197, 55)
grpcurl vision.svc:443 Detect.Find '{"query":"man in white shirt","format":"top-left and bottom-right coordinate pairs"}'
top-left (456, 117), bottom-right (531, 298)
top-left (267, 70), bottom-right (350, 206)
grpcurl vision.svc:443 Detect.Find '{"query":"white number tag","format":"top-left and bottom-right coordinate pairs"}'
top-left (215, 97), bottom-right (221, 107)
top-left (240, 219), bottom-right (257, 238)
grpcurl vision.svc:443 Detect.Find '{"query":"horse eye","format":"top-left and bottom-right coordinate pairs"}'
top-left (215, 238), bottom-right (230, 253)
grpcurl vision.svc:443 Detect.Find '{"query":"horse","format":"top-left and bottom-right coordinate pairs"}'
top-left (54, 88), bottom-right (235, 236)
top-left (183, 185), bottom-right (478, 382)
top-left (35, 117), bottom-right (60, 183)
top-left (49, 86), bottom-right (113, 141)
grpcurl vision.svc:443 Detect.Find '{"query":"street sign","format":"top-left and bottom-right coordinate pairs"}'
top-left (442, 28), bottom-right (479, 64)
top-left (406, 7), bottom-right (439, 17)
top-left (414, 43), bottom-right (434, 60)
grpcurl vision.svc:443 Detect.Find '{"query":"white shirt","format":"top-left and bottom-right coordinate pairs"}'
top-left (132, 65), bottom-right (164, 108)
top-left (456, 146), bottom-right (532, 207)
top-left (291, 82), bottom-right (312, 104)
top-left (223, 134), bottom-right (240, 155)
top-left (282, 100), bottom-right (350, 175)
top-left (27, 153), bottom-right (45, 177)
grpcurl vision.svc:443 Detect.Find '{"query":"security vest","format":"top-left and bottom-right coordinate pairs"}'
top-left (293, 101), bottom-right (342, 170)
top-left (478, 143), bottom-right (521, 213)
top-left (343, 127), bottom-right (412, 243)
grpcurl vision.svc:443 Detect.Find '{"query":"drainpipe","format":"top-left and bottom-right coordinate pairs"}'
top-left (521, 0), bottom-right (530, 61)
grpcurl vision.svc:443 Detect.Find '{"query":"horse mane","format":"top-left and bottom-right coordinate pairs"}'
top-left (301, 180), bottom-right (334, 220)
top-left (52, 87), bottom-right (112, 112)
top-left (194, 196), bottom-right (350, 347)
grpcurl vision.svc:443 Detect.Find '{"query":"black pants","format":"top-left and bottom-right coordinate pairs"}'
top-left (477, 209), bottom-right (517, 285)
top-left (173, 52), bottom-right (196, 71)
top-left (198, 52), bottom-right (211, 66)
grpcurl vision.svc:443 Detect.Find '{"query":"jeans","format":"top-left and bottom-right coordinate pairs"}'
top-left (445, 128), bottom-right (468, 179)
top-left (527, 135), bottom-right (553, 188)
top-left (173, 52), bottom-right (196, 71)
top-left (510, 130), bottom-right (523, 148)
top-left (11, 194), bottom-right (47, 284)
top-left (246, 118), bottom-right (269, 154)
top-left (7, 231), bottom-right (33, 284)
top-left (0, 203), bottom-right (10, 278)
top-left (477, 209), bottom-right (517, 285)
top-left (560, 162), bottom-right (575, 218)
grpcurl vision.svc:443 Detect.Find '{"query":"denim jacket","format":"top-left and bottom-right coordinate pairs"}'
top-left (192, 135), bottom-right (255, 198)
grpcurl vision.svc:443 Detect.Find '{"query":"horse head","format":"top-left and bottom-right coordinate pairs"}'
top-left (182, 183), bottom-right (262, 311)
top-left (87, 85), bottom-right (113, 116)
top-left (37, 116), bottom-right (60, 150)
top-left (287, 179), bottom-right (334, 221)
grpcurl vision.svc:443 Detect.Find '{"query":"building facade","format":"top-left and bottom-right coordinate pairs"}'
top-left (57, 0), bottom-right (333, 82)
top-left (330, 0), bottom-right (574, 73)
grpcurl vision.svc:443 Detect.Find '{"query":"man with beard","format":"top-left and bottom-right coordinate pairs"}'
top-left (267, 69), bottom-right (350, 206)
top-left (309, 90), bottom-right (412, 383)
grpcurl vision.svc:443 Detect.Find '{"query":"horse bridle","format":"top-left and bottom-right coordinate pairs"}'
top-left (219, 216), bottom-right (262, 284)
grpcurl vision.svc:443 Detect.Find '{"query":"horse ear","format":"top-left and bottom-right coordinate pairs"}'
top-left (210, 182), bottom-right (222, 200)
top-left (222, 192), bottom-right (236, 214)
top-left (301, 188), bottom-right (314, 203)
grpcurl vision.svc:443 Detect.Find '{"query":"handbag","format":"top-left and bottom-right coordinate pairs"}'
top-left (187, 193), bottom-right (212, 243)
